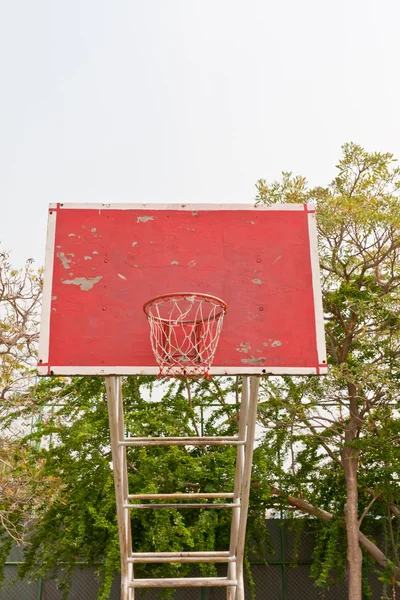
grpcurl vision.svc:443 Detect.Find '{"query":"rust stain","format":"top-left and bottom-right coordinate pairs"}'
top-left (241, 356), bottom-right (266, 365)
top-left (252, 278), bottom-right (263, 285)
top-left (62, 276), bottom-right (103, 291)
top-left (137, 216), bottom-right (154, 223)
top-left (236, 342), bottom-right (251, 353)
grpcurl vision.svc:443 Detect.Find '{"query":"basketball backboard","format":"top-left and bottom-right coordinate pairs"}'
top-left (38, 203), bottom-right (326, 376)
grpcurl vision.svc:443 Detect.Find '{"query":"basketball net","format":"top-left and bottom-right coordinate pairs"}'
top-left (143, 293), bottom-right (227, 378)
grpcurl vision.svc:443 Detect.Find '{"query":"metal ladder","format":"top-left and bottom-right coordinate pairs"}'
top-left (105, 375), bottom-right (260, 600)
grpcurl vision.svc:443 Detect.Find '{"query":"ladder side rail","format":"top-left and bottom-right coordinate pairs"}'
top-left (115, 377), bottom-right (134, 600)
top-left (106, 376), bottom-right (131, 600)
top-left (227, 376), bottom-right (250, 600)
top-left (234, 376), bottom-right (260, 600)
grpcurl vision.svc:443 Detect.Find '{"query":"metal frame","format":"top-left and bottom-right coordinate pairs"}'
top-left (106, 375), bottom-right (260, 600)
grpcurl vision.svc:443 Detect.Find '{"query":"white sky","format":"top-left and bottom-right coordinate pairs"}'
top-left (1, 0), bottom-right (400, 266)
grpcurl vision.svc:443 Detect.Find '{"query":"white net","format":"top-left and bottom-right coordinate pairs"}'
top-left (143, 293), bottom-right (227, 378)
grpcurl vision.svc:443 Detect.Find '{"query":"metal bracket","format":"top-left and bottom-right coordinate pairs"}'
top-left (106, 376), bottom-right (260, 600)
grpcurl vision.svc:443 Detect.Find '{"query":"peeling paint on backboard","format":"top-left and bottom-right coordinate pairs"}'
top-left (236, 342), bottom-right (251, 353)
top-left (241, 356), bottom-right (267, 365)
top-left (62, 276), bottom-right (103, 291)
top-left (57, 252), bottom-right (74, 270)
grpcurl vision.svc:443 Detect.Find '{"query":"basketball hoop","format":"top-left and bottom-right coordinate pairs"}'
top-left (143, 293), bottom-right (227, 378)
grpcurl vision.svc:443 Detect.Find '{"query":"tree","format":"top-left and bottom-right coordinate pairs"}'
top-left (0, 250), bottom-right (41, 403)
top-left (0, 250), bottom-right (56, 553)
top-left (255, 143), bottom-right (400, 599)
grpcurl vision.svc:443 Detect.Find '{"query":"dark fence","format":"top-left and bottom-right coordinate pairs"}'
top-left (2, 521), bottom-right (389, 600)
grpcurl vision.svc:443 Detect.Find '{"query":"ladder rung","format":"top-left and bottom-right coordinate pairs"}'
top-left (124, 503), bottom-right (239, 509)
top-left (129, 577), bottom-right (238, 588)
top-left (120, 436), bottom-right (244, 447)
top-left (128, 493), bottom-right (235, 500)
top-left (128, 552), bottom-right (236, 564)
top-left (130, 551), bottom-right (229, 558)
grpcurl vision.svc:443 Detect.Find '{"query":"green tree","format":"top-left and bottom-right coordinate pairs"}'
top-left (7, 376), bottom-right (269, 599)
top-left (256, 143), bottom-right (400, 599)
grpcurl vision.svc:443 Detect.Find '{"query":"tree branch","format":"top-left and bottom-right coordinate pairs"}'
top-left (271, 488), bottom-right (400, 586)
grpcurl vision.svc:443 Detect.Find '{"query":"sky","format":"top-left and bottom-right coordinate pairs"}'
top-left (1, 0), bottom-right (400, 266)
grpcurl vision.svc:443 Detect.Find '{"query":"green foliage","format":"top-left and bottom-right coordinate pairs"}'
top-left (310, 519), bottom-right (346, 588)
top-left (3, 375), bottom-right (273, 598)
top-left (2, 143), bottom-right (400, 597)
top-left (256, 142), bottom-right (400, 592)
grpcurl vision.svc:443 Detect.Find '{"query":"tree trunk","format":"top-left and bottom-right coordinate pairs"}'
top-left (342, 442), bottom-right (363, 600)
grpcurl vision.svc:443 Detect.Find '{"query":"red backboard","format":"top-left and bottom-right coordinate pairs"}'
top-left (38, 203), bottom-right (326, 376)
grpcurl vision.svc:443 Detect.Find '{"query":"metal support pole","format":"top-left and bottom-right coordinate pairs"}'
top-left (106, 376), bottom-right (133, 600)
top-left (234, 376), bottom-right (260, 600)
top-left (106, 374), bottom-right (259, 599)
top-left (227, 376), bottom-right (250, 600)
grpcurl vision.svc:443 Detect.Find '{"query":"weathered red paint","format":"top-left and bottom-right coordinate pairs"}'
top-left (43, 206), bottom-right (321, 371)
